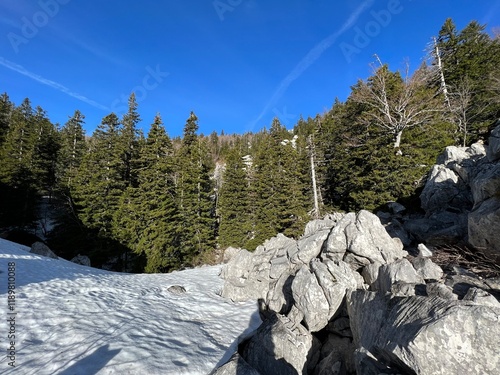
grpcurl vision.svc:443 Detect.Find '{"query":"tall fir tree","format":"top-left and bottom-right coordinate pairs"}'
top-left (0, 98), bottom-right (38, 226)
top-left (176, 112), bottom-right (216, 264)
top-left (31, 106), bottom-right (60, 196)
top-left (119, 93), bottom-right (141, 188)
top-left (134, 114), bottom-right (182, 272)
top-left (217, 145), bottom-right (252, 248)
top-left (73, 113), bottom-right (124, 236)
top-left (58, 110), bottom-right (86, 190)
top-left (0, 93), bottom-right (13, 147)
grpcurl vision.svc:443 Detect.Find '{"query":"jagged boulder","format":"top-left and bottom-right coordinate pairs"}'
top-left (30, 242), bottom-right (58, 259)
top-left (420, 164), bottom-right (472, 213)
top-left (70, 254), bottom-right (91, 266)
top-left (210, 353), bottom-right (260, 375)
top-left (373, 258), bottom-right (425, 295)
top-left (468, 197), bottom-right (500, 262)
top-left (322, 210), bottom-right (407, 266)
top-left (470, 163), bottom-right (500, 205)
top-left (348, 290), bottom-right (500, 375)
top-left (488, 123), bottom-right (500, 162)
top-left (410, 256), bottom-right (444, 281)
top-left (241, 313), bottom-right (318, 375)
top-left (221, 248), bottom-right (270, 302)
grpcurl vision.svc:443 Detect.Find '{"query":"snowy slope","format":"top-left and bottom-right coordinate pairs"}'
top-left (0, 239), bottom-right (261, 374)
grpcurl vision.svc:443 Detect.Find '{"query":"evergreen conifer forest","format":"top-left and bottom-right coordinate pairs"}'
top-left (1, 19), bottom-right (499, 273)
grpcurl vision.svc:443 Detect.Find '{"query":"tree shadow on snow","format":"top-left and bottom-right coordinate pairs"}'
top-left (58, 344), bottom-right (121, 375)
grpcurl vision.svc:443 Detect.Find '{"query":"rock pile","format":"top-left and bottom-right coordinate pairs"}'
top-left (214, 209), bottom-right (500, 374)
top-left (408, 123), bottom-right (500, 261)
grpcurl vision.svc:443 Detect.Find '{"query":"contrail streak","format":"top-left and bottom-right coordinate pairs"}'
top-left (248, 0), bottom-right (374, 130)
top-left (0, 57), bottom-right (109, 111)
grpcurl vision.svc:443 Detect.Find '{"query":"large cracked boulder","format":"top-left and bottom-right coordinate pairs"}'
top-left (241, 313), bottom-right (318, 375)
top-left (322, 210), bottom-right (407, 267)
top-left (488, 123), bottom-right (500, 162)
top-left (347, 290), bottom-right (500, 374)
top-left (468, 197), bottom-right (500, 262)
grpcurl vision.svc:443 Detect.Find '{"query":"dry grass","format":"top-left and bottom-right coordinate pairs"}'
top-left (431, 243), bottom-right (500, 278)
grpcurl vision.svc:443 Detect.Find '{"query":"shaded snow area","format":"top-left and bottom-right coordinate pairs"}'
top-left (0, 239), bottom-right (261, 374)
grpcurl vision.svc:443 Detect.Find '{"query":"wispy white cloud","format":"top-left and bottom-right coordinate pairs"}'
top-left (248, 0), bottom-right (374, 130)
top-left (0, 57), bottom-right (109, 111)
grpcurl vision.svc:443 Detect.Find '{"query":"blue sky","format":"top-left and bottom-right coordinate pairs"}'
top-left (1, 0), bottom-right (499, 137)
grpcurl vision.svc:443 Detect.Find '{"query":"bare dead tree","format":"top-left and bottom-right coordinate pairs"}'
top-left (447, 77), bottom-right (490, 146)
top-left (351, 57), bottom-right (443, 149)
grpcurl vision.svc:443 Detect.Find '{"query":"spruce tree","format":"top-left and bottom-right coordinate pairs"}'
top-left (73, 113), bottom-right (124, 235)
top-left (176, 112), bottom-right (216, 264)
top-left (0, 93), bottom-right (13, 147)
top-left (217, 145), bottom-right (252, 248)
top-left (58, 110), bottom-right (86, 190)
top-left (119, 93), bottom-right (141, 188)
top-left (0, 98), bottom-right (38, 226)
top-left (31, 106), bottom-right (60, 196)
top-left (135, 114), bottom-right (181, 272)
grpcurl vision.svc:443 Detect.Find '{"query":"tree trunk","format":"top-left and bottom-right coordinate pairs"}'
top-left (394, 130), bottom-right (403, 149)
top-left (308, 135), bottom-right (320, 219)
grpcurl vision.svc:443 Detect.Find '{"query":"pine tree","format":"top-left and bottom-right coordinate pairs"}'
top-left (217, 145), bottom-right (252, 248)
top-left (31, 106), bottom-right (60, 196)
top-left (176, 112), bottom-right (216, 264)
top-left (58, 110), bottom-right (86, 190)
top-left (0, 93), bottom-right (13, 147)
top-left (0, 98), bottom-right (38, 226)
top-left (436, 19), bottom-right (500, 143)
top-left (119, 93), bottom-right (141, 188)
top-left (73, 113), bottom-right (124, 235)
top-left (248, 118), bottom-right (310, 247)
top-left (114, 114), bottom-right (182, 272)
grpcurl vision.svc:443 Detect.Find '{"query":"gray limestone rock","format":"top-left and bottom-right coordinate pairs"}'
top-left (426, 282), bottom-right (458, 300)
top-left (348, 290), bottom-right (500, 375)
top-left (487, 124), bottom-right (500, 162)
top-left (316, 334), bottom-right (355, 375)
top-left (291, 265), bottom-right (330, 332)
top-left (210, 353), bottom-right (260, 375)
top-left (167, 285), bottom-right (187, 295)
top-left (241, 313), bottom-right (317, 375)
top-left (293, 229), bottom-right (330, 265)
top-left (30, 242), bottom-right (58, 259)
top-left (417, 243), bottom-right (433, 257)
top-left (468, 197), bottom-right (500, 262)
top-left (221, 249), bottom-right (270, 302)
top-left (420, 164), bottom-right (471, 213)
top-left (410, 256), bottom-right (444, 281)
top-left (361, 261), bottom-right (382, 290)
top-left (222, 247), bottom-right (242, 264)
top-left (322, 210), bottom-right (407, 265)
top-left (470, 163), bottom-right (500, 205)
top-left (463, 287), bottom-right (500, 308)
top-left (70, 254), bottom-right (91, 266)
top-left (375, 258), bottom-right (425, 294)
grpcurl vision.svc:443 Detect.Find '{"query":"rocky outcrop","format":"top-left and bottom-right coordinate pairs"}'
top-left (214, 124), bottom-right (500, 375)
top-left (215, 206), bottom-right (500, 374)
top-left (30, 241), bottom-right (58, 259)
top-left (348, 290), bottom-right (500, 375)
top-left (70, 254), bottom-right (91, 266)
top-left (401, 123), bottom-right (500, 261)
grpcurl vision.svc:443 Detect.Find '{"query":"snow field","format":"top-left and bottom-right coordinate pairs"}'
top-left (0, 239), bottom-right (261, 374)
